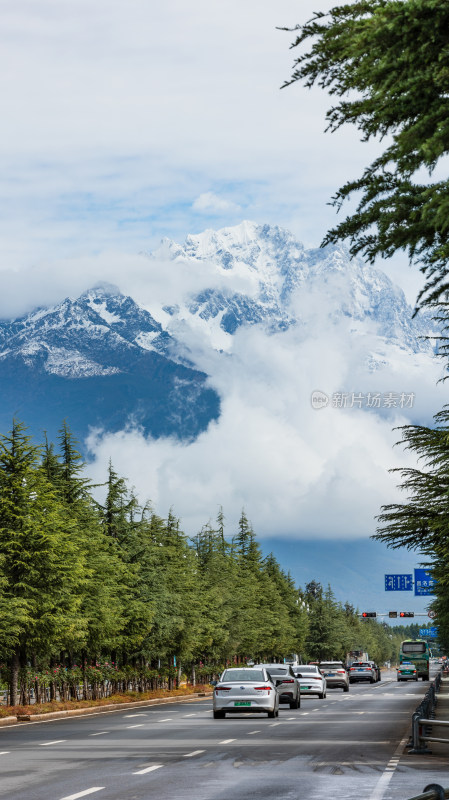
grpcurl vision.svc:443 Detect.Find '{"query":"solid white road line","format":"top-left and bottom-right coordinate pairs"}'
top-left (183, 750), bottom-right (205, 757)
top-left (369, 733), bottom-right (409, 800)
top-left (89, 732), bottom-right (109, 737)
top-left (133, 765), bottom-right (163, 775)
top-left (40, 740), bottom-right (67, 746)
top-left (219, 739), bottom-right (236, 744)
top-left (60, 789), bottom-right (105, 800)
top-left (126, 724), bottom-right (144, 728)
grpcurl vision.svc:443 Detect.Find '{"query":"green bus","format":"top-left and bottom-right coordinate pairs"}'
top-left (400, 640), bottom-right (430, 681)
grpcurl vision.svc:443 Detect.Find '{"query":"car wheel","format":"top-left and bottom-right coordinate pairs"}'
top-left (213, 711), bottom-right (225, 719)
top-left (318, 692), bottom-right (325, 699)
top-left (414, 677), bottom-right (418, 681)
top-left (290, 698), bottom-right (300, 709)
top-left (397, 677), bottom-right (401, 682)
top-left (370, 677), bottom-right (375, 683)
top-left (267, 709), bottom-right (276, 718)
top-left (343, 685), bottom-right (349, 692)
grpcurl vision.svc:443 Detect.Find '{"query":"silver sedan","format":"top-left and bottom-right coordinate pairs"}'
top-left (293, 665), bottom-right (327, 698)
top-left (212, 668), bottom-right (279, 719)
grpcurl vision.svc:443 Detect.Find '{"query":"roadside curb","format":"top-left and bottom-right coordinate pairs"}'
top-left (0, 691), bottom-right (212, 727)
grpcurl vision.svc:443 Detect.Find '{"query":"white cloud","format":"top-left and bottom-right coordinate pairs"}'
top-left (192, 192), bottom-right (241, 215)
top-left (85, 281), bottom-right (446, 541)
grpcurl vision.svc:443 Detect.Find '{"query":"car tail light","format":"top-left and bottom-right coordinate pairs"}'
top-left (215, 685), bottom-right (231, 692)
top-left (282, 679), bottom-right (295, 684)
top-left (254, 686), bottom-right (272, 691)
top-left (337, 670), bottom-right (345, 674)
top-left (350, 668), bottom-right (356, 671)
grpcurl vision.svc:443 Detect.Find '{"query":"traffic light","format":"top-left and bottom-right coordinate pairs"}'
top-left (361, 612), bottom-right (377, 618)
top-left (389, 611), bottom-right (398, 618)
top-left (399, 611), bottom-right (414, 618)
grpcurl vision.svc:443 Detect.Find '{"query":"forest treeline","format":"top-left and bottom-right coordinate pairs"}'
top-left (0, 420), bottom-right (398, 706)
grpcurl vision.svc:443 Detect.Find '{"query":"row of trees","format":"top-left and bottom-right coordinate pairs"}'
top-left (0, 420), bottom-right (395, 706)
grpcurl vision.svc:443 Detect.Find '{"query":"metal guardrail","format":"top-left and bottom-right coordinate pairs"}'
top-left (408, 670), bottom-right (445, 753)
top-left (407, 786), bottom-right (449, 800)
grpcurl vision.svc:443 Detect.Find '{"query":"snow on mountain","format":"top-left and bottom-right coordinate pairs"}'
top-left (152, 221), bottom-right (434, 360)
top-left (0, 283), bottom-right (175, 378)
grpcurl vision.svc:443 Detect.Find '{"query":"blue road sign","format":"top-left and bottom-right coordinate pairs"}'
top-left (419, 627), bottom-right (438, 638)
top-left (414, 568), bottom-right (437, 597)
top-left (385, 574), bottom-right (413, 591)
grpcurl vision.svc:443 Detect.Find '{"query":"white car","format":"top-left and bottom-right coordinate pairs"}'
top-left (212, 668), bottom-right (279, 719)
top-left (293, 665), bottom-right (327, 698)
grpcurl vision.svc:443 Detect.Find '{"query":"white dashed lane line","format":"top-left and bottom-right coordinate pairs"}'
top-left (183, 713), bottom-right (196, 717)
top-left (158, 718), bottom-right (172, 722)
top-left (40, 740), bottom-right (67, 746)
top-left (133, 765), bottom-right (163, 775)
top-left (60, 789), bottom-right (105, 800)
top-left (126, 724), bottom-right (144, 729)
top-left (183, 750), bottom-right (205, 757)
top-left (89, 732), bottom-right (109, 737)
top-left (219, 738), bottom-right (236, 744)
top-left (125, 714), bottom-right (148, 718)
top-left (0, 751), bottom-right (10, 755)
top-left (247, 730), bottom-right (260, 735)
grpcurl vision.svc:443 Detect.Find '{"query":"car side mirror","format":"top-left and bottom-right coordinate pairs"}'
top-left (210, 680), bottom-right (218, 686)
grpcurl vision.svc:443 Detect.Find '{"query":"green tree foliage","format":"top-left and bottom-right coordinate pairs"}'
top-left (0, 420), bottom-right (388, 704)
top-left (283, 0), bottom-right (449, 309)
top-left (374, 408), bottom-right (449, 652)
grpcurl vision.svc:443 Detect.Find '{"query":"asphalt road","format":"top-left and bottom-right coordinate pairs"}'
top-left (0, 670), bottom-right (447, 800)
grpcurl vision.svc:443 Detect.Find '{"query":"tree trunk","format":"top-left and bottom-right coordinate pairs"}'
top-left (9, 647), bottom-right (20, 707)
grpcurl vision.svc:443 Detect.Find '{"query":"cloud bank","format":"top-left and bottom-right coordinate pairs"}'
top-left (84, 272), bottom-right (445, 541)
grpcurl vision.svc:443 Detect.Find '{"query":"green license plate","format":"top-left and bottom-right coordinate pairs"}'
top-left (300, 686), bottom-right (310, 690)
top-left (234, 701), bottom-right (251, 706)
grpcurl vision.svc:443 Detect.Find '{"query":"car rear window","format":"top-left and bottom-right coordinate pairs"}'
top-left (294, 666), bottom-right (316, 673)
top-left (267, 668), bottom-right (288, 676)
top-left (320, 663), bottom-right (343, 669)
top-left (221, 669), bottom-right (265, 682)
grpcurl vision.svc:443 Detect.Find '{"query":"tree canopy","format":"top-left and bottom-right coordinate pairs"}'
top-left (283, 0), bottom-right (449, 309)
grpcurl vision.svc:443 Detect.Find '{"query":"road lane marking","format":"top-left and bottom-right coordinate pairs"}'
top-left (183, 713), bottom-right (196, 717)
top-left (60, 789), bottom-right (105, 800)
top-left (369, 733), bottom-right (409, 800)
top-left (0, 751), bottom-right (10, 755)
top-left (269, 722), bottom-right (281, 727)
top-left (300, 712), bottom-right (309, 715)
top-left (219, 738), bottom-right (236, 744)
top-left (126, 724), bottom-right (145, 728)
top-left (183, 750), bottom-right (205, 757)
top-left (287, 717), bottom-right (296, 720)
top-left (133, 765), bottom-right (163, 775)
top-left (125, 714), bottom-right (148, 718)
top-left (159, 718), bottom-right (172, 722)
top-left (40, 740), bottom-right (67, 746)
top-left (247, 730), bottom-right (260, 735)
top-left (89, 732), bottom-right (109, 737)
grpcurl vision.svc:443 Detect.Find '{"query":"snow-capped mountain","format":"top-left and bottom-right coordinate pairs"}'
top-left (153, 221), bottom-right (433, 356)
top-left (0, 221), bottom-right (438, 446)
top-left (0, 283), bottom-right (219, 443)
top-left (0, 283), bottom-right (175, 378)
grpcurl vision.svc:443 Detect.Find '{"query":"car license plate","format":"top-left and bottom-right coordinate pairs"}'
top-left (327, 672), bottom-right (335, 676)
top-left (300, 686), bottom-right (311, 690)
top-left (234, 701), bottom-right (251, 706)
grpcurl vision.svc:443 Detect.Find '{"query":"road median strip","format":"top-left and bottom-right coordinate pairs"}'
top-left (0, 691), bottom-right (212, 727)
